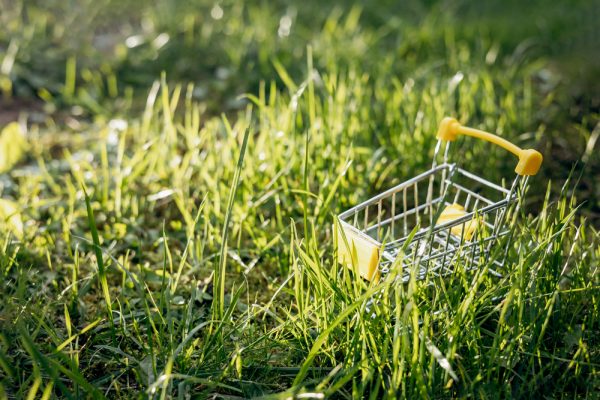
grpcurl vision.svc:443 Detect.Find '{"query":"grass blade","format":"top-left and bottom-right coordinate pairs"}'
top-left (82, 186), bottom-right (115, 341)
top-left (213, 114), bottom-right (251, 323)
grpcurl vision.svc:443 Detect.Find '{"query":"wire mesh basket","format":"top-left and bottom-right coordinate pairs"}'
top-left (336, 117), bottom-right (543, 283)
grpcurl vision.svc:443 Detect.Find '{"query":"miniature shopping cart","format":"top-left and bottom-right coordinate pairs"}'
top-left (336, 117), bottom-right (543, 283)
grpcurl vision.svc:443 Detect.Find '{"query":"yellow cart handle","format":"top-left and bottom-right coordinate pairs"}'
top-left (436, 117), bottom-right (543, 176)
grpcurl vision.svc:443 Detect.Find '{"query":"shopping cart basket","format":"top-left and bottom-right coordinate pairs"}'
top-left (336, 117), bottom-right (543, 283)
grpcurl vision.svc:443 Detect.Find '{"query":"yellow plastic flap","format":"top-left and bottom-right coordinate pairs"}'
top-left (336, 224), bottom-right (381, 282)
top-left (438, 203), bottom-right (479, 240)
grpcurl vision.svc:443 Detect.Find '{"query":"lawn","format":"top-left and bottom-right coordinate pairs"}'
top-left (0, 0), bottom-right (598, 398)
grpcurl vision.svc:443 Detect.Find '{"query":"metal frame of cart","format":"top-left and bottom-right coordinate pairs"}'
top-left (336, 117), bottom-right (543, 283)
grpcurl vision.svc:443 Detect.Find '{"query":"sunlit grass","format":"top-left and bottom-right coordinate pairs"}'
top-left (0, 0), bottom-right (598, 398)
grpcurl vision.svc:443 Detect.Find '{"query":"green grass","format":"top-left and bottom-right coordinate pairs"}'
top-left (0, 0), bottom-right (598, 398)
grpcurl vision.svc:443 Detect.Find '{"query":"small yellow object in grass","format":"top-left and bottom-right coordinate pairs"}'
top-left (0, 198), bottom-right (24, 238)
top-left (437, 203), bottom-right (479, 240)
top-left (336, 224), bottom-right (380, 282)
top-left (0, 122), bottom-right (28, 173)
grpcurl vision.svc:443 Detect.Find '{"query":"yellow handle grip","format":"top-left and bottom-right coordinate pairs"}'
top-left (436, 117), bottom-right (543, 176)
